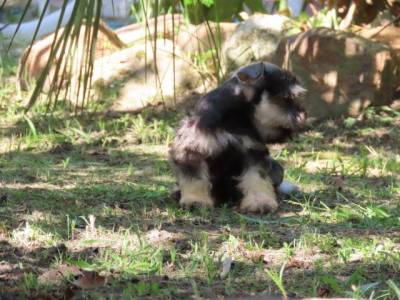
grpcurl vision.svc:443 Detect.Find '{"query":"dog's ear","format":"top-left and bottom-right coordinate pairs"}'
top-left (237, 62), bottom-right (264, 84)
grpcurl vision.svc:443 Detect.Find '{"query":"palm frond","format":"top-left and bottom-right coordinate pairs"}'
top-left (21, 0), bottom-right (103, 112)
top-left (6, 0), bottom-right (34, 50)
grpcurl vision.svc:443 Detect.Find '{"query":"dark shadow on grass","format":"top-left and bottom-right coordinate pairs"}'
top-left (0, 136), bottom-right (398, 237)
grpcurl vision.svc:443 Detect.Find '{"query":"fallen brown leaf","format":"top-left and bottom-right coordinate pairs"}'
top-left (317, 286), bottom-right (331, 297)
top-left (332, 176), bottom-right (346, 191)
top-left (72, 270), bottom-right (106, 289)
top-left (286, 258), bottom-right (310, 269)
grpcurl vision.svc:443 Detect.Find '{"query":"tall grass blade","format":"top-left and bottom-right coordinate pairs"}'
top-left (171, 5), bottom-right (176, 105)
top-left (85, 1), bottom-right (102, 110)
top-left (25, 0), bottom-right (81, 111)
top-left (76, 0), bottom-right (96, 112)
top-left (140, 0), bottom-right (165, 103)
top-left (17, 0), bottom-right (64, 93)
top-left (21, 0), bottom-right (103, 112)
top-left (153, 0), bottom-right (159, 90)
top-left (0, 0), bottom-right (7, 11)
top-left (265, 263), bottom-right (288, 300)
top-left (6, 0), bottom-right (33, 52)
top-left (23, 114), bottom-right (37, 137)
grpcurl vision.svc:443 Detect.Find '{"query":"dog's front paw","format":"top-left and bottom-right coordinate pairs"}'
top-left (180, 196), bottom-right (214, 209)
top-left (239, 193), bottom-right (278, 213)
top-left (238, 166), bottom-right (279, 214)
top-left (178, 177), bottom-right (214, 209)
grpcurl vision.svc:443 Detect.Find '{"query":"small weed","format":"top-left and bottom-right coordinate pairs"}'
top-left (131, 114), bottom-right (175, 144)
top-left (266, 264), bottom-right (288, 299)
top-left (20, 272), bottom-right (39, 294)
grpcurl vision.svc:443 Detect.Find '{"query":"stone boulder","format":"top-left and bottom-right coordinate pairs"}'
top-left (271, 28), bottom-right (400, 119)
top-left (91, 39), bottom-right (203, 112)
top-left (358, 25), bottom-right (400, 55)
top-left (115, 14), bottom-right (237, 55)
top-left (18, 21), bottom-right (126, 91)
top-left (222, 14), bottom-right (292, 74)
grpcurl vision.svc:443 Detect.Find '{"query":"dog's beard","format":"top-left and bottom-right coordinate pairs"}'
top-left (253, 91), bottom-right (302, 143)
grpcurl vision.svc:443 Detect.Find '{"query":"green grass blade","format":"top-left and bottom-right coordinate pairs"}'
top-left (265, 263), bottom-right (288, 300)
top-left (388, 280), bottom-right (400, 300)
top-left (22, 114), bottom-right (37, 137)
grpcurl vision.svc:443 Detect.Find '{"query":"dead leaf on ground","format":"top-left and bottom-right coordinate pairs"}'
top-left (286, 258), bottom-right (310, 269)
top-left (330, 175), bottom-right (346, 191)
top-left (72, 270), bottom-right (107, 289)
top-left (49, 142), bottom-right (74, 154)
top-left (38, 264), bottom-right (80, 285)
top-left (11, 204), bottom-right (27, 213)
top-left (260, 250), bottom-right (285, 265)
top-left (317, 286), bottom-right (331, 297)
top-left (245, 251), bottom-right (265, 264)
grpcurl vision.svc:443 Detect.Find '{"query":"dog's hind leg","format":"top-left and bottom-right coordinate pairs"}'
top-left (177, 166), bottom-right (214, 209)
top-left (238, 166), bottom-right (278, 213)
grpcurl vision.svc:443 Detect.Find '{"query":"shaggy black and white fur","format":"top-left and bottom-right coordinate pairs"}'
top-left (169, 62), bottom-right (306, 213)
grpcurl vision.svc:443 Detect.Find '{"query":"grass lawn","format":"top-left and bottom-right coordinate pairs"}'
top-left (1, 53), bottom-right (400, 300)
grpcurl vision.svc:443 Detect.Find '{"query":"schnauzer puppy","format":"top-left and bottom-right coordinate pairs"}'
top-left (169, 62), bottom-right (306, 213)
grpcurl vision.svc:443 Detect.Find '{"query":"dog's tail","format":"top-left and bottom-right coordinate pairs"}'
top-left (278, 180), bottom-right (300, 195)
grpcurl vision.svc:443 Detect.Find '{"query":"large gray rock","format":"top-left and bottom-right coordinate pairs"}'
top-left (222, 14), bottom-right (292, 74)
top-left (91, 39), bottom-right (203, 112)
top-left (358, 25), bottom-right (400, 55)
top-left (271, 28), bottom-right (400, 119)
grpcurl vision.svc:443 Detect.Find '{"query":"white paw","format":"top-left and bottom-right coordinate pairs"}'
top-left (180, 197), bottom-right (214, 209)
top-left (239, 193), bottom-right (278, 213)
top-left (178, 175), bottom-right (214, 209)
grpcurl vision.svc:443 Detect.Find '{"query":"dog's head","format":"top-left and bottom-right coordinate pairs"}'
top-left (233, 62), bottom-right (306, 143)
